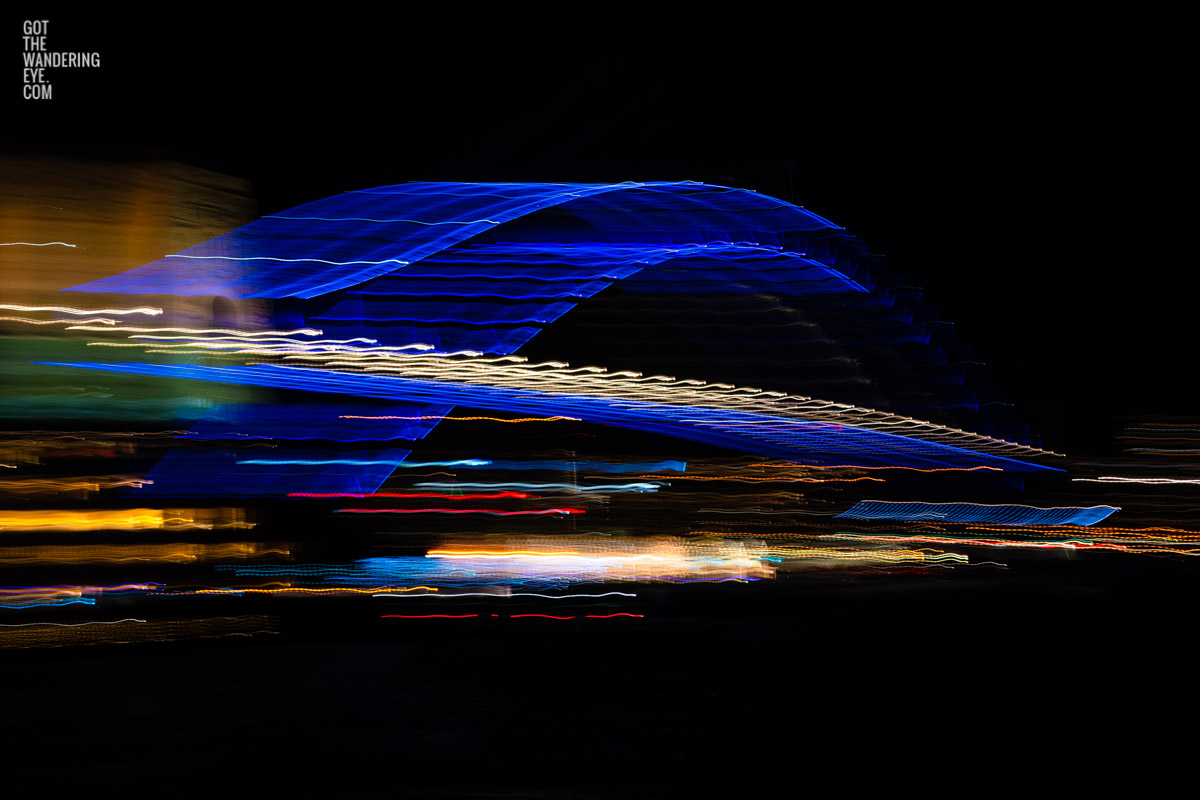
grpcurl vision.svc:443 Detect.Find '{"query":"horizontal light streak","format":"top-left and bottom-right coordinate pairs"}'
top-left (836, 500), bottom-right (1119, 527)
top-left (1073, 476), bottom-right (1200, 485)
top-left (167, 254), bottom-right (411, 266)
top-left (236, 459), bottom-right (407, 466)
top-left (195, 586), bottom-right (437, 596)
top-left (372, 591), bottom-right (637, 599)
top-left (335, 507), bottom-right (584, 515)
top-left (1, 543), bottom-right (287, 564)
top-left (287, 491), bottom-right (532, 499)
top-left (0, 509), bottom-right (176, 531)
top-left (0, 316), bottom-right (117, 325)
top-left (379, 618), bottom-right (648, 623)
top-left (413, 482), bottom-right (661, 493)
top-left (339, 415), bottom-right (581, 422)
top-left (67, 325), bottom-right (324, 337)
top-left (53, 348), bottom-right (1055, 463)
top-left (635, 473), bottom-right (882, 483)
top-left (0, 619), bottom-right (146, 628)
top-left (1, 303), bottom-right (161, 315)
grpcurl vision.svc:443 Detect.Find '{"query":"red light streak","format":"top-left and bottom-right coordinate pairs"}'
top-left (287, 491), bottom-right (533, 499)
top-left (336, 507), bottom-right (584, 515)
top-left (380, 613), bottom-right (645, 620)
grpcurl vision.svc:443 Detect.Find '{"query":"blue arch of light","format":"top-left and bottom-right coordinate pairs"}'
top-left (48, 182), bottom-right (1049, 486)
top-left (41, 361), bottom-right (1059, 473)
top-left (62, 181), bottom-right (848, 300)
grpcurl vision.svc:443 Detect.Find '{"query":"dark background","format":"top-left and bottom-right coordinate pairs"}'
top-left (6, 11), bottom-right (1191, 455)
top-left (3, 13), bottom-right (1196, 797)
